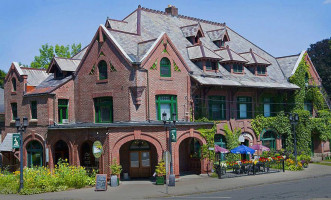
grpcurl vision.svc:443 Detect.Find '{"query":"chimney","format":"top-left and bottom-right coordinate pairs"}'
top-left (165, 5), bottom-right (178, 16)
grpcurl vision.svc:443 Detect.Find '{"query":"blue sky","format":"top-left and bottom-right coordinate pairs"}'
top-left (0, 0), bottom-right (330, 72)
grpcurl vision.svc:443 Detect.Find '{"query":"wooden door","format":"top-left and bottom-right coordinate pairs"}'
top-left (130, 151), bottom-right (151, 178)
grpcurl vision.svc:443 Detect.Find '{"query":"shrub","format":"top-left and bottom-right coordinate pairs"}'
top-left (110, 159), bottom-right (122, 175)
top-left (155, 160), bottom-right (166, 176)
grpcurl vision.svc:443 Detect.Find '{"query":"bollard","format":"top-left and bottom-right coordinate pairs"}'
top-left (282, 160), bottom-right (285, 172)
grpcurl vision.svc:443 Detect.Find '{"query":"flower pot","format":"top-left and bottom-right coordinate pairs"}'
top-left (111, 175), bottom-right (118, 187)
top-left (156, 176), bottom-right (165, 185)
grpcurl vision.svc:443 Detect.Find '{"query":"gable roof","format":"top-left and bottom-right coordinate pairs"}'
top-left (215, 46), bottom-right (247, 63)
top-left (180, 23), bottom-right (204, 38)
top-left (187, 44), bottom-right (222, 60)
top-left (206, 28), bottom-right (229, 41)
top-left (97, 6), bottom-right (299, 90)
top-left (276, 53), bottom-right (301, 79)
top-left (48, 57), bottom-right (81, 73)
top-left (239, 49), bottom-right (271, 65)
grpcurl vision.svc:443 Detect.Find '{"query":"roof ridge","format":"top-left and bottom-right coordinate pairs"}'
top-left (276, 54), bottom-right (301, 59)
top-left (140, 6), bottom-right (226, 27)
top-left (20, 67), bottom-right (46, 71)
top-left (54, 57), bottom-right (81, 60)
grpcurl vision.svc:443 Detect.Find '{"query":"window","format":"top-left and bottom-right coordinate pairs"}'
top-left (156, 95), bottom-right (177, 120)
top-left (160, 57), bottom-right (171, 77)
top-left (27, 140), bottom-right (43, 168)
top-left (55, 69), bottom-right (63, 79)
top-left (12, 78), bottom-right (16, 92)
top-left (31, 101), bottom-right (37, 119)
top-left (233, 64), bottom-right (243, 73)
top-left (263, 97), bottom-right (271, 117)
top-left (208, 96), bottom-right (226, 120)
top-left (213, 40), bottom-right (225, 48)
top-left (261, 131), bottom-right (276, 150)
top-left (58, 99), bottom-right (68, 124)
top-left (304, 101), bottom-right (313, 116)
top-left (94, 97), bottom-right (113, 123)
top-left (205, 61), bottom-right (218, 71)
top-left (257, 66), bottom-right (266, 75)
top-left (237, 97), bottom-right (252, 119)
top-left (98, 60), bottom-right (108, 80)
top-left (11, 103), bottom-right (17, 120)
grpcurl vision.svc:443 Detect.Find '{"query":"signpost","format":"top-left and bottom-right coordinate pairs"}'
top-left (12, 134), bottom-right (20, 149)
top-left (93, 141), bottom-right (103, 158)
top-left (170, 128), bottom-right (177, 142)
top-left (95, 174), bottom-right (107, 191)
top-left (163, 151), bottom-right (171, 194)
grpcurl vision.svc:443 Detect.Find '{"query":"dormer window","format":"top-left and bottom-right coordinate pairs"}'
top-left (213, 40), bottom-right (225, 48)
top-left (181, 23), bottom-right (204, 45)
top-left (233, 64), bottom-right (243, 73)
top-left (257, 65), bottom-right (266, 75)
top-left (206, 61), bottom-right (218, 71)
top-left (55, 69), bottom-right (63, 79)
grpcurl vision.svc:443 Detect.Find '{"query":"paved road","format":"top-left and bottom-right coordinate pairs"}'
top-left (161, 175), bottom-right (331, 200)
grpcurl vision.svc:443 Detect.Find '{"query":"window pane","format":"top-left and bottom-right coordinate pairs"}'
top-left (240, 104), bottom-right (247, 118)
top-left (98, 60), bottom-right (108, 80)
top-left (160, 104), bottom-right (171, 120)
top-left (141, 152), bottom-right (150, 167)
top-left (100, 106), bottom-right (111, 122)
top-left (130, 152), bottom-right (139, 167)
top-left (11, 103), bottom-right (17, 120)
top-left (160, 57), bottom-right (171, 77)
top-left (264, 104), bottom-right (271, 117)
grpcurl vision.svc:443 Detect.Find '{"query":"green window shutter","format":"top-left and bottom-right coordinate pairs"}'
top-left (160, 58), bottom-right (171, 77)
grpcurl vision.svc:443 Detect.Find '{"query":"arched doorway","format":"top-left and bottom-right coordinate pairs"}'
top-left (80, 141), bottom-right (96, 170)
top-left (179, 138), bottom-right (202, 175)
top-left (54, 140), bottom-right (69, 165)
top-left (26, 140), bottom-right (43, 168)
top-left (214, 134), bottom-right (226, 161)
top-left (261, 131), bottom-right (276, 150)
top-left (120, 140), bottom-right (157, 178)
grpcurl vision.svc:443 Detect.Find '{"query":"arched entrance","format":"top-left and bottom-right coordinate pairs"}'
top-left (26, 140), bottom-right (43, 168)
top-left (80, 141), bottom-right (96, 170)
top-left (120, 140), bottom-right (157, 178)
top-left (179, 138), bottom-right (202, 175)
top-left (261, 131), bottom-right (276, 150)
top-left (54, 140), bottom-right (69, 165)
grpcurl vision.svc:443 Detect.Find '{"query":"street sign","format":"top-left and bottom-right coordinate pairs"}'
top-left (93, 141), bottom-right (103, 158)
top-left (170, 128), bottom-right (177, 142)
top-left (12, 134), bottom-right (20, 149)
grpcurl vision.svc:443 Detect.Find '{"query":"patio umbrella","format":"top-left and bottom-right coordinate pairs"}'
top-left (230, 145), bottom-right (256, 155)
top-left (214, 145), bottom-right (229, 153)
top-left (250, 144), bottom-right (270, 152)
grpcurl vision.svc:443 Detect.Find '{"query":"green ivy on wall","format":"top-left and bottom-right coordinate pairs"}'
top-left (198, 125), bottom-right (216, 162)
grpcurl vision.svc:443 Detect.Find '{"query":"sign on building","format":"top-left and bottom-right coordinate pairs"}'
top-left (93, 141), bottom-right (103, 158)
top-left (12, 134), bottom-right (20, 149)
top-left (170, 128), bottom-right (177, 142)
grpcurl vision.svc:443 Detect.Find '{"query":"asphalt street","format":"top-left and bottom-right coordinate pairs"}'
top-left (161, 175), bottom-right (331, 200)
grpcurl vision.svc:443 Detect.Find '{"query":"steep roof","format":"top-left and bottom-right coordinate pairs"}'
top-left (98, 6), bottom-right (299, 89)
top-left (276, 53), bottom-right (301, 79)
top-left (187, 44), bottom-right (222, 60)
top-left (239, 49), bottom-right (271, 65)
top-left (215, 46), bottom-right (247, 63)
top-left (206, 28), bottom-right (228, 41)
top-left (48, 57), bottom-right (81, 73)
top-left (20, 68), bottom-right (50, 86)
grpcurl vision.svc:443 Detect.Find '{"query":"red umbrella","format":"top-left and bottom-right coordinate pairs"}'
top-left (250, 144), bottom-right (270, 152)
top-left (214, 145), bottom-right (230, 153)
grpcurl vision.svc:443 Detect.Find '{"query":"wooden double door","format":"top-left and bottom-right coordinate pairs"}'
top-left (129, 151), bottom-right (151, 178)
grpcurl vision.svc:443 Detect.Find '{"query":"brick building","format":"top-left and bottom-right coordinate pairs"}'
top-left (1, 5), bottom-right (330, 177)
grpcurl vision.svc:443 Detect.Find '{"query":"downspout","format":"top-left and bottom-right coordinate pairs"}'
top-left (146, 69), bottom-right (150, 122)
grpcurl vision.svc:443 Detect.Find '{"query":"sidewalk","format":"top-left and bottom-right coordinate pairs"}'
top-left (0, 164), bottom-right (330, 200)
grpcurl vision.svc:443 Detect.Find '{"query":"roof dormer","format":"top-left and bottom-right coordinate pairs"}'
top-left (239, 49), bottom-right (271, 76)
top-left (181, 23), bottom-right (204, 45)
top-left (48, 57), bottom-right (80, 79)
top-left (215, 45), bottom-right (247, 74)
top-left (207, 28), bottom-right (230, 48)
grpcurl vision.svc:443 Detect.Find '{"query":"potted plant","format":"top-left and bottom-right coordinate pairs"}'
top-left (155, 160), bottom-right (166, 185)
top-left (110, 159), bottom-right (122, 187)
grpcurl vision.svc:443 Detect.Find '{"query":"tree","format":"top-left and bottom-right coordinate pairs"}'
top-left (0, 69), bottom-right (6, 88)
top-left (307, 38), bottom-right (331, 96)
top-left (30, 43), bottom-right (82, 69)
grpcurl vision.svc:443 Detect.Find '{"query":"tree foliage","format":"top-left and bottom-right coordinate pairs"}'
top-left (307, 38), bottom-right (331, 96)
top-left (223, 124), bottom-right (241, 162)
top-left (0, 69), bottom-right (6, 88)
top-left (30, 43), bottom-right (81, 69)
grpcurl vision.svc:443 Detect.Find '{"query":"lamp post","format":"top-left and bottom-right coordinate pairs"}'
top-left (289, 113), bottom-right (299, 166)
top-left (15, 117), bottom-right (28, 192)
top-left (162, 111), bottom-right (176, 187)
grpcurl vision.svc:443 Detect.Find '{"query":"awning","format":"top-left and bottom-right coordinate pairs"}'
top-left (0, 133), bottom-right (14, 152)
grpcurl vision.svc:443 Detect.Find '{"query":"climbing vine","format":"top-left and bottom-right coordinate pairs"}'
top-left (223, 124), bottom-right (241, 162)
top-left (198, 125), bottom-right (216, 162)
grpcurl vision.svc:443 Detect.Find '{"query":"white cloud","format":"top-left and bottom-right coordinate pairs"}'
top-left (323, 0), bottom-right (331, 4)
